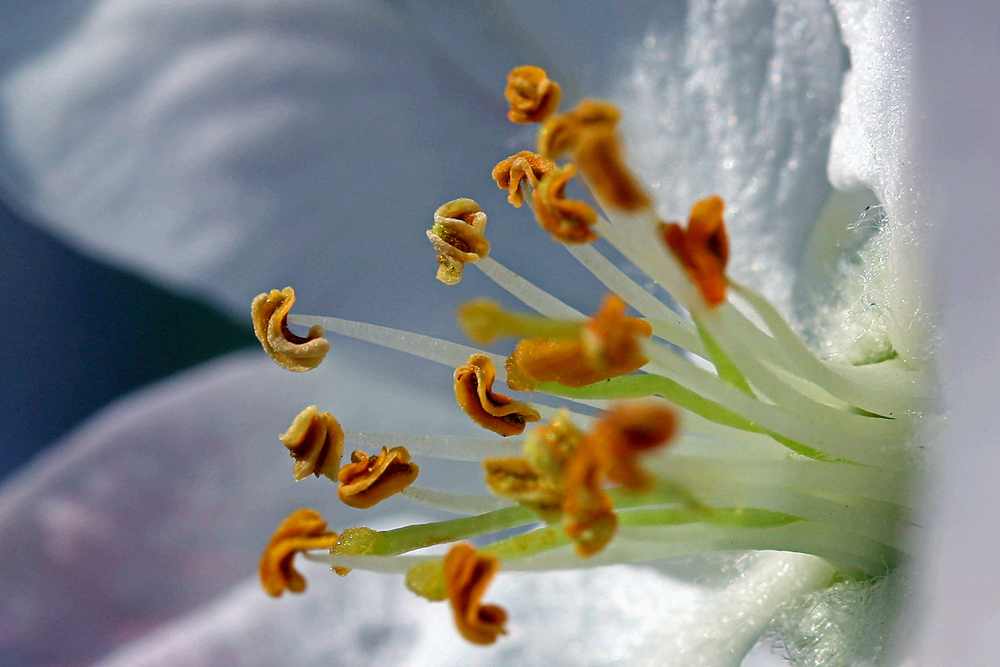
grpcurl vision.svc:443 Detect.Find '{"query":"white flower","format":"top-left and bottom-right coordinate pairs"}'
top-left (2, 1), bottom-right (992, 666)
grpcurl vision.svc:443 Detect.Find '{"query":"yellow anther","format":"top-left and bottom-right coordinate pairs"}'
top-left (329, 526), bottom-right (379, 576)
top-left (454, 354), bottom-right (541, 436)
top-left (532, 163), bottom-right (598, 244)
top-left (251, 287), bottom-right (329, 372)
top-left (456, 298), bottom-right (581, 346)
top-left (444, 543), bottom-right (508, 645)
top-left (505, 65), bottom-right (562, 124)
top-left (427, 198), bottom-right (490, 285)
top-left (659, 196), bottom-right (729, 306)
top-left (258, 508), bottom-right (339, 597)
top-left (505, 294), bottom-right (652, 390)
top-left (280, 406), bottom-right (345, 482)
top-left (491, 151), bottom-right (556, 207)
top-left (521, 410), bottom-right (585, 480)
top-left (337, 446), bottom-right (419, 509)
top-left (538, 100), bottom-right (650, 212)
top-left (483, 457), bottom-right (563, 519)
top-left (588, 401), bottom-right (677, 491)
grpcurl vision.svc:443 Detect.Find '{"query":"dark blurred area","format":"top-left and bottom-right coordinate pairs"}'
top-left (0, 199), bottom-right (256, 482)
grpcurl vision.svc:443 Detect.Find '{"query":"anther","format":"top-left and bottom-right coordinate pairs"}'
top-left (259, 508), bottom-right (339, 597)
top-left (444, 543), bottom-right (508, 645)
top-left (562, 452), bottom-right (618, 557)
top-left (659, 196), bottom-right (729, 306)
top-left (491, 151), bottom-right (556, 207)
top-left (280, 406), bottom-right (345, 482)
top-left (506, 294), bottom-right (652, 390)
top-left (505, 65), bottom-right (562, 124)
top-left (427, 198), bottom-right (490, 285)
top-left (337, 446), bottom-right (420, 509)
top-left (538, 100), bottom-right (649, 211)
top-left (588, 401), bottom-right (677, 491)
top-left (532, 163), bottom-right (598, 244)
top-left (252, 287), bottom-right (329, 372)
top-left (454, 354), bottom-right (541, 436)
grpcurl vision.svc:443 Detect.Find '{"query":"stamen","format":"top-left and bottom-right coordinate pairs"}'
top-left (427, 198), bottom-right (490, 285)
top-left (443, 543), bottom-right (508, 645)
top-left (491, 151), bottom-right (556, 206)
top-left (561, 451), bottom-right (618, 557)
top-left (280, 406), bottom-right (344, 482)
top-left (337, 447), bottom-right (420, 509)
top-left (483, 457), bottom-right (563, 519)
top-left (537, 100), bottom-right (650, 211)
top-left (504, 65), bottom-right (562, 124)
top-left (251, 287), bottom-right (329, 372)
top-left (587, 401), bottom-right (677, 491)
top-left (506, 294), bottom-right (652, 390)
top-left (454, 354), bottom-right (541, 436)
top-left (659, 196), bottom-right (729, 306)
top-left (532, 163), bottom-right (598, 244)
top-left (259, 508), bottom-right (339, 597)
top-left (457, 298), bottom-right (581, 346)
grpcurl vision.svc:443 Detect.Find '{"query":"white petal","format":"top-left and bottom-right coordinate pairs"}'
top-left (0, 347), bottom-right (472, 666)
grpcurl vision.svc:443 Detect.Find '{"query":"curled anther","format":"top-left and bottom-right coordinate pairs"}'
top-left (533, 163), bottom-right (598, 244)
top-left (491, 151), bottom-right (556, 207)
top-left (505, 65), bottom-right (562, 124)
top-left (280, 406), bottom-right (345, 482)
top-left (444, 543), bottom-right (508, 645)
top-left (337, 446), bottom-right (419, 509)
top-left (259, 508), bottom-right (339, 597)
top-left (538, 100), bottom-right (649, 211)
top-left (427, 198), bottom-right (490, 285)
top-left (588, 401), bottom-right (677, 491)
top-left (251, 287), bottom-right (329, 372)
top-left (506, 294), bottom-right (652, 390)
top-left (659, 196), bottom-right (729, 306)
top-left (483, 457), bottom-right (562, 519)
top-left (454, 354), bottom-right (541, 436)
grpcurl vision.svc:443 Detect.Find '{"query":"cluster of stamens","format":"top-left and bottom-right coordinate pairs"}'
top-left (252, 66), bottom-right (925, 647)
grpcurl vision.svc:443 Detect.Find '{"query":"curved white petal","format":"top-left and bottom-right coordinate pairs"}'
top-left (0, 347), bottom-right (472, 666)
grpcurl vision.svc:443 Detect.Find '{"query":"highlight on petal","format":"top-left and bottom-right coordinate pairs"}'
top-left (532, 163), bottom-right (598, 244)
top-left (427, 198), bottom-right (490, 285)
top-left (279, 406), bottom-right (345, 482)
top-left (587, 401), bottom-right (677, 491)
top-left (443, 543), bottom-right (508, 645)
top-left (337, 447), bottom-right (419, 509)
top-left (259, 508), bottom-right (339, 597)
top-left (454, 354), bottom-right (540, 436)
top-left (251, 287), bottom-right (330, 372)
top-left (491, 151), bottom-right (556, 207)
top-left (506, 294), bottom-right (651, 390)
top-left (659, 196), bottom-right (730, 306)
top-left (504, 65), bottom-right (562, 124)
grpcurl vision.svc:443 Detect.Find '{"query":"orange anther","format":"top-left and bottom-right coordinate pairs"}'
top-left (259, 508), bottom-right (339, 597)
top-left (506, 294), bottom-right (651, 390)
top-left (588, 402), bottom-right (677, 491)
top-left (337, 447), bottom-right (419, 509)
top-left (444, 543), bottom-right (508, 645)
top-left (505, 65), bottom-right (562, 124)
top-left (491, 151), bottom-right (556, 207)
top-left (454, 354), bottom-right (541, 436)
top-left (532, 163), bottom-right (598, 244)
top-left (251, 287), bottom-right (329, 372)
top-left (660, 196), bottom-right (729, 306)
